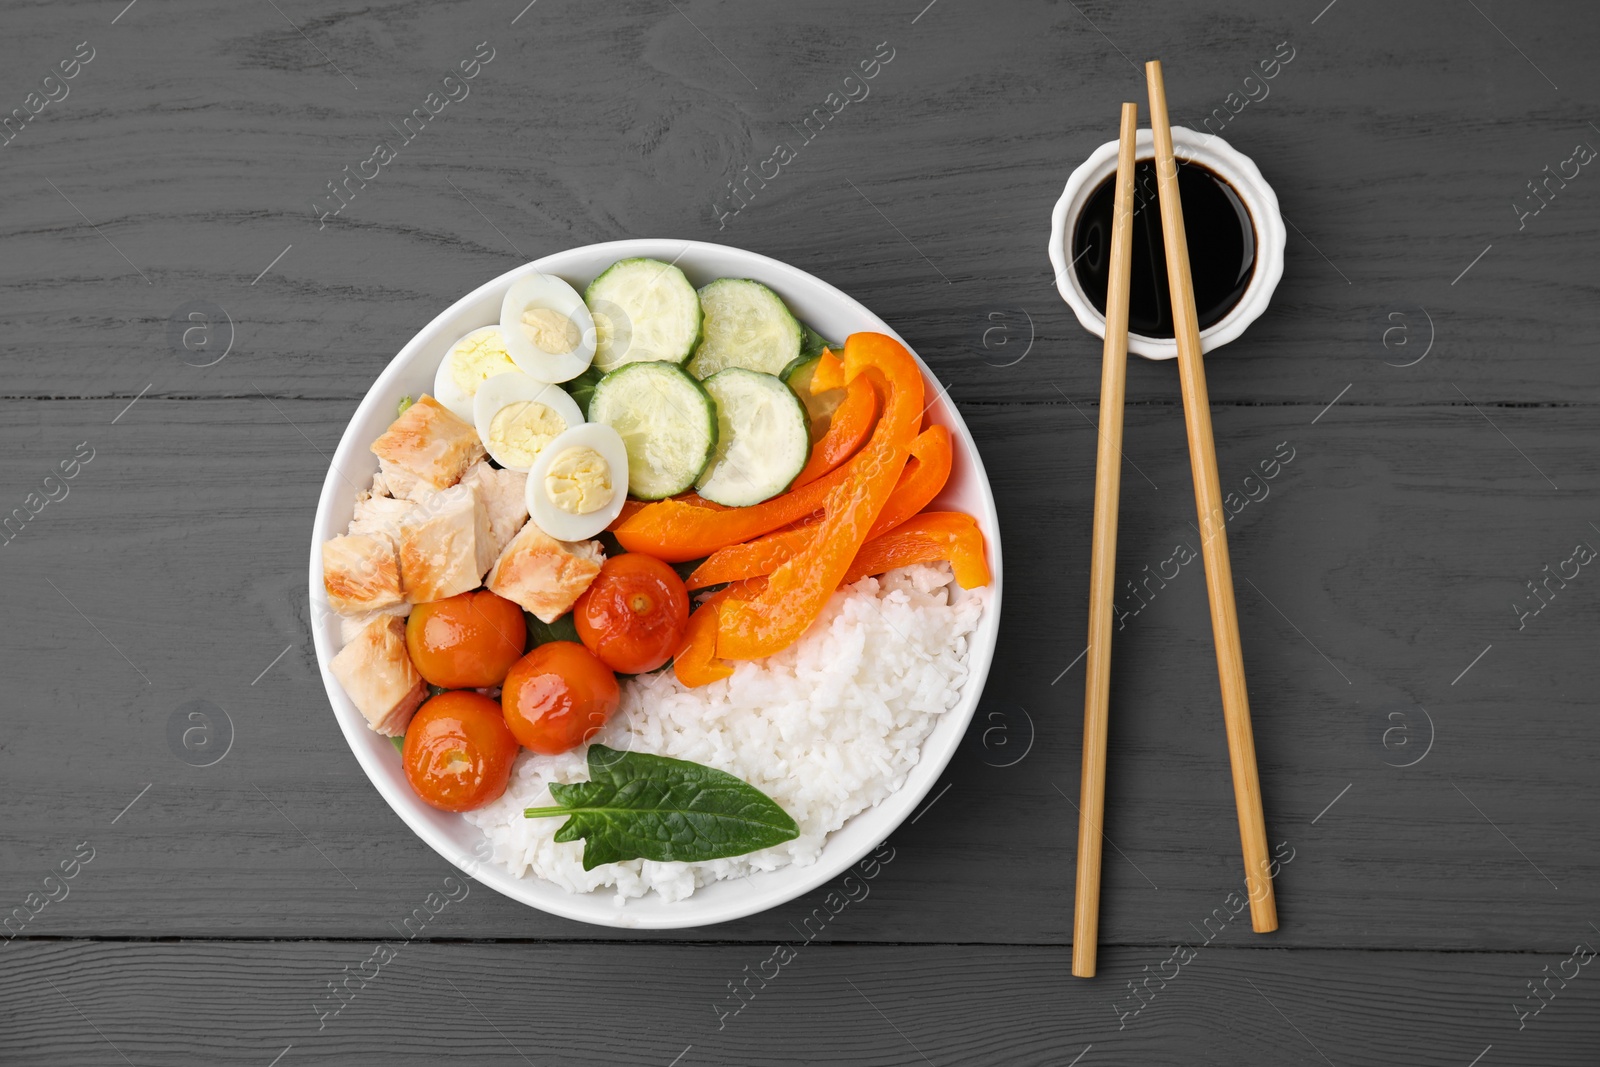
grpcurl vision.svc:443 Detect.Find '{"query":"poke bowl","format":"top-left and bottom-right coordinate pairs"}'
top-left (309, 239), bottom-right (1003, 929)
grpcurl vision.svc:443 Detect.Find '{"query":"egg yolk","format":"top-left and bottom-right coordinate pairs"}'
top-left (448, 331), bottom-right (518, 395)
top-left (488, 401), bottom-right (567, 467)
top-left (544, 447), bottom-right (613, 515)
top-left (522, 307), bottom-right (581, 355)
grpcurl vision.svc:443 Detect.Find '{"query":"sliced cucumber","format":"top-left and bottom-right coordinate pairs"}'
top-left (695, 368), bottom-right (810, 507)
top-left (585, 258), bottom-right (703, 373)
top-left (686, 279), bottom-right (803, 380)
top-left (587, 361), bottom-right (717, 500)
top-left (780, 351), bottom-right (848, 443)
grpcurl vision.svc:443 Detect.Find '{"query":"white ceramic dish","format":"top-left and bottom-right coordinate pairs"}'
top-left (1048, 127), bottom-right (1285, 360)
top-left (309, 239), bottom-right (1004, 929)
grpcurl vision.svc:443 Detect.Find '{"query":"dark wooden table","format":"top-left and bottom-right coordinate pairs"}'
top-left (3, 0), bottom-right (1597, 1062)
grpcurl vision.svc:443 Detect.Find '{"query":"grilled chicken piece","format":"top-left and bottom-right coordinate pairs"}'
top-left (337, 605), bottom-right (408, 645)
top-left (459, 459), bottom-right (529, 558)
top-left (322, 533), bottom-right (405, 614)
top-left (485, 520), bottom-right (603, 623)
top-left (398, 484), bottom-right (496, 604)
top-left (349, 492), bottom-right (413, 541)
top-left (329, 615), bottom-right (426, 736)
top-left (370, 395), bottom-right (484, 495)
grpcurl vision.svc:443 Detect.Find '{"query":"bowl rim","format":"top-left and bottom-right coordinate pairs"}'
top-left (308, 238), bottom-right (1005, 929)
top-left (1047, 126), bottom-right (1286, 360)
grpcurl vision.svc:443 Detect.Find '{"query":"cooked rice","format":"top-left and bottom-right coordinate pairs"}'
top-left (465, 562), bottom-right (988, 903)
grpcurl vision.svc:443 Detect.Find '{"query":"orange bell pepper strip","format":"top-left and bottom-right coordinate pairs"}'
top-left (811, 348), bottom-right (846, 391)
top-left (685, 424), bottom-right (952, 590)
top-left (716, 333), bottom-right (925, 659)
top-left (839, 511), bottom-right (990, 588)
top-left (612, 455), bottom-right (861, 562)
top-left (673, 578), bottom-right (767, 688)
top-left (858, 422), bottom-right (950, 536)
top-left (608, 492), bottom-right (727, 533)
top-left (791, 375), bottom-right (877, 489)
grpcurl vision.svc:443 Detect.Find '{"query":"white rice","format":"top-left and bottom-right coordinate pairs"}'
top-left (465, 562), bottom-right (988, 904)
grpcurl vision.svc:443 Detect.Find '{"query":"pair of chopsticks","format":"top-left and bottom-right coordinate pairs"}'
top-left (1071, 61), bottom-right (1277, 979)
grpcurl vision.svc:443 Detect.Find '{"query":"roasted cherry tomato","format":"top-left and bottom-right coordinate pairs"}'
top-left (501, 641), bottom-right (619, 755)
top-left (574, 553), bottom-right (690, 674)
top-left (402, 691), bottom-right (519, 812)
top-left (405, 589), bottom-right (527, 688)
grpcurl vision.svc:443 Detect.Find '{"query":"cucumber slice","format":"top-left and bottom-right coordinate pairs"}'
top-left (695, 368), bottom-right (810, 507)
top-left (780, 351), bottom-right (848, 443)
top-left (587, 361), bottom-right (717, 500)
top-left (584, 258), bottom-right (703, 373)
top-left (686, 279), bottom-right (803, 380)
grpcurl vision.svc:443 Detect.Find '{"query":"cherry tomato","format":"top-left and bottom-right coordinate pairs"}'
top-left (501, 641), bottom-right (619, 755)
top-left (574, 553), bottom-right (690, 674)
top-left (402, 691), bottom-right (520, 812)
top-left (406, 590), bottom-right (526, 688)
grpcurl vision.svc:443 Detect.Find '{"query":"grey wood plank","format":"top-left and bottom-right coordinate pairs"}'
top-left (3, 940), bottom-right (1597, 1066)
top-left (2, 398), bottom-right (1596, 947)
top-left (0, 0), bottom-right (1597, 404)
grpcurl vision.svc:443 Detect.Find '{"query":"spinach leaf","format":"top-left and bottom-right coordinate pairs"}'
top-left (523, 744), bottom-right (799, 869)
top-left (799, 323), bottom-right (837, 360)
top-left (526, 611), bottom-right (579, 649)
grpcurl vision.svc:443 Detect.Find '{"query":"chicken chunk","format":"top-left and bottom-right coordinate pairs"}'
top-left (337, 605), bottom-right (409, 646)
top-left (398, 484), bottom-right (496, 604)
top-left (329, 616), bottom-right (426, 736)
top-left (322, 533), bottom-right (405, 614)
top-left (485, 520), bottom-right (603, 623)
top-left (370, 395), bottom-right (484, 494)
top-left (459, 459), bottom-right (529, 558)
top-left (348, 492), bottom-right (413, 541)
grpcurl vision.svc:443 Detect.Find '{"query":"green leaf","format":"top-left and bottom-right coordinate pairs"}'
top-left (397, 394), bottom-right (415, 417)
top-left (526, 611), bottom-right (579, 648)
top-left (390, 734), bottom-right (406, 753)
top-left (799, 322), bottom-right (837, 360)
top-left (524, 744), bottom-right (799, 870)
top-left (566, 364), bottom-right (604, 417)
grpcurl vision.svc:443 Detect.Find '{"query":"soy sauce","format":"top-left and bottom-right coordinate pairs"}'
top-left (1071, 159), bottom-right (1254, 338)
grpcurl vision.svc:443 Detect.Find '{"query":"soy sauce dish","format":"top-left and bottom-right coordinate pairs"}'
top-left (309, 240), bottom-right (1003, 929)
top-left (1048, 127), bottom-right (1285, 359)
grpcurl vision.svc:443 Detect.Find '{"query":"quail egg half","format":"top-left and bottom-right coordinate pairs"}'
top-left (472, 372), bottom-right (584, 472)
top-left (432, 326), bottom-right (519, 422)
top-left (526, 422), bottom-right (629, 542)
top-left (499, 272), bottom-right (597, 384)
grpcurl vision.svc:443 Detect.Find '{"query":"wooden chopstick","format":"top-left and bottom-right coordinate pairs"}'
top-left (1072, 102), bottom-right (1139, 979)
top-left (1144, 60), bottom-right (1279, 934)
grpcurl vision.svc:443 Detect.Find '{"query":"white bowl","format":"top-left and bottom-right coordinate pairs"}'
top-left (309, 239), bottom-right (1004, 929)
top-left (1048, 127), bottom-right (1285, 360)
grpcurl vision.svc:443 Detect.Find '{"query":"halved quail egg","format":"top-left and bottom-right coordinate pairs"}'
top-left (433, 326), bottom-right (519, 422)
top-left (472, 372), bottom-right (584, 472)
top-left (526, 422), bottom-right (629, 541)
top-left (499, 272), bottom-right (597, 384)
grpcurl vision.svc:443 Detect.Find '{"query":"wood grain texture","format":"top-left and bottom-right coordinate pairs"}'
top-left (2, 0), bottom-right (1599, 1062)
top-left (0, 1), bottom-right (1596, 405)
top-left (1, 401), bottom-right (1595, 950)
top-left (4, 941), bottom-right (1599, 1066)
